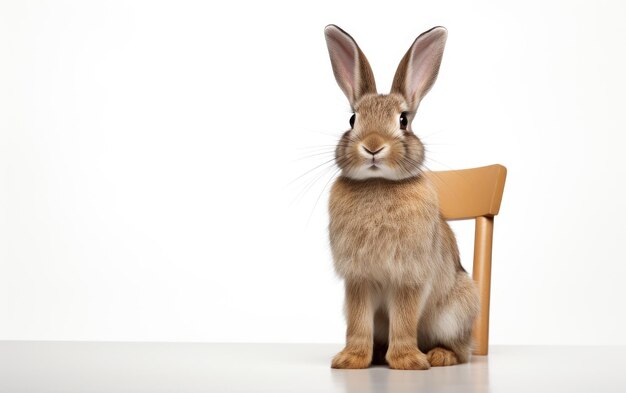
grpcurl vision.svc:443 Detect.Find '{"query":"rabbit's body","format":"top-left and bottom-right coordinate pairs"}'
top-left (323, 25), bottom-right (479, 369)
top-left (329, 172), bottom-right (478, 365)
top-left (330, 175), bottom-right (446, 285)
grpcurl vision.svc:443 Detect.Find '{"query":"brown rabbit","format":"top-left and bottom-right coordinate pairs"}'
top-left (325, 25), bottom-right (479, 370)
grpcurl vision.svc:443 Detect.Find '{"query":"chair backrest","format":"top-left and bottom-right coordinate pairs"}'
top-left (425, 164), bottom-right (507, 356)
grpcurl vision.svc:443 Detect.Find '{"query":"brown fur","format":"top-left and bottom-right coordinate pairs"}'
top-left (329, 177), bottom-right (479, 369)
top-left (334, 94), bottom-right (425, 181)
top-left (427, 347), bottom-right (459, 367)
top-left (325, 25), bottom-right (479, 370)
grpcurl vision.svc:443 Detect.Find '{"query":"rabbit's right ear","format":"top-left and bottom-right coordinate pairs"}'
top-left (324, 25), bottom-right (377, 108)
top-left (391, 27), bottom-right (448, 112)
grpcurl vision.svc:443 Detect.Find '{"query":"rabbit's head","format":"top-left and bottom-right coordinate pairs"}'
top-left (325, 25), bottom-right (447, 181)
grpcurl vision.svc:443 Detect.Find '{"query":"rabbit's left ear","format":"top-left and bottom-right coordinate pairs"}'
top-left (391, 27), bottom-right (448, 111)
top-left (325, 25), bottom-right (377, 108)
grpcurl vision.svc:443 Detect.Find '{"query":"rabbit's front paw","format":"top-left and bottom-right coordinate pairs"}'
top-left (331, 348), bottom-right (371, 369)
top-left (386, 348), bottom-right (430, 370)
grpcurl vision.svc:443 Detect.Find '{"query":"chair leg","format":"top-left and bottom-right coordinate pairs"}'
top-left (472, 216), bottom-right (494, 355)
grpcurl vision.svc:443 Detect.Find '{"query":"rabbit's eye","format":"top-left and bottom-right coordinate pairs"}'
top-left (400, 112), bottom-right (408, 130)
top-left (349, 114), bottom-right (356, 128)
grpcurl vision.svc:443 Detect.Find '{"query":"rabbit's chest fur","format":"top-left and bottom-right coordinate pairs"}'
top-left (329, 175), bottom-right (445, 286)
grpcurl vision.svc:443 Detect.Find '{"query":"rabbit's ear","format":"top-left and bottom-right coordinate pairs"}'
top-left (324, 25), bottom-right (377, 108)
top-left (391, 27), bottom-right (447, 111)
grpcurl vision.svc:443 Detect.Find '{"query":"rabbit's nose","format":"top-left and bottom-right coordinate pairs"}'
top-left (362, 145), bottom-right (386, 156)
top-left (359, 133), bottom-right (389, 158)
top-left (361, 145), bottom-right (387, 156)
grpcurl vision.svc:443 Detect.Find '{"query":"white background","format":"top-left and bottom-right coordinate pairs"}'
top-left (1, 0), bottom-right (625, 345)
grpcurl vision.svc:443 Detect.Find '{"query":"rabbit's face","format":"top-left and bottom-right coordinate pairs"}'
top-left (325, 25), bottom-right (447, 181)
top-left (335, 93), bottom-right (424, 181)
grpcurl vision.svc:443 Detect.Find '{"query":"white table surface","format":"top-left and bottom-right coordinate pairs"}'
top-left (1, 342), bottom-right (624, 393)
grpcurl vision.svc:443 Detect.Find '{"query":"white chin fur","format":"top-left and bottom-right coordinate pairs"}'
top-left (344, 164), bottom-right (420, 181)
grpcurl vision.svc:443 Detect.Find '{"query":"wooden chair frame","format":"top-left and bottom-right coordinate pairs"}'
top-left (425, 164), bottom-right (507, 355)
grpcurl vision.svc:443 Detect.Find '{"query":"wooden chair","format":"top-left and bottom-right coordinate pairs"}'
top-left (425, 164), bottom-right (507, 356)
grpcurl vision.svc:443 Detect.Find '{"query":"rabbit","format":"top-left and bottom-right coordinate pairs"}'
top-left (324, 25), bottom-right (480, 370)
